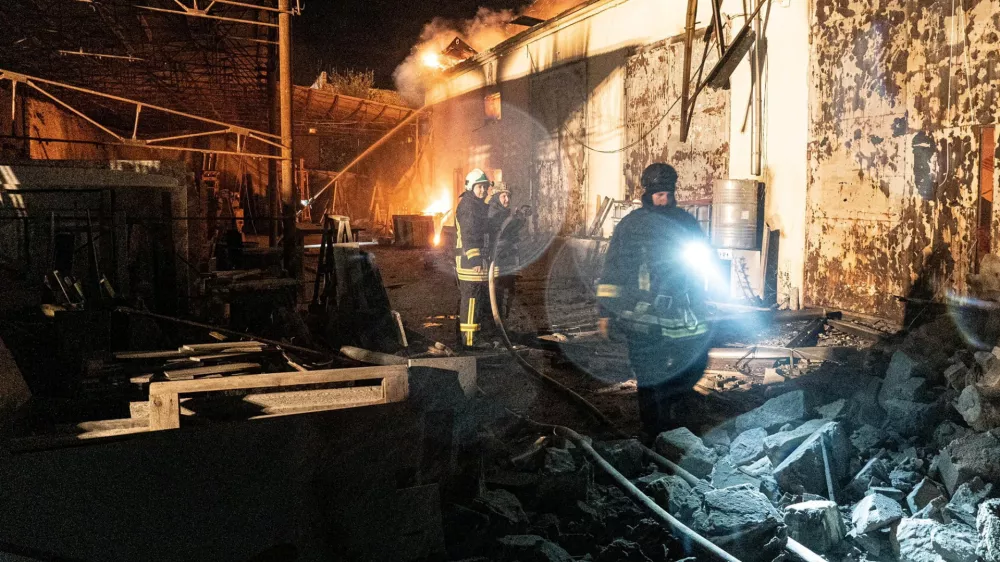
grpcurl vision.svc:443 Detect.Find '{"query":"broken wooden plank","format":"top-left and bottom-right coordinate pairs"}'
top-left (786, 318), bottom-right (826, 348)
top-left (162, 362), bottom-right (261, 380)
top-left (826, 318), bottom-right (890, 341)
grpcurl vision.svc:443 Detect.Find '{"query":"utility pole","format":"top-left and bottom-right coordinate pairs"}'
top-left (278, 0), bottom-right (298, 276)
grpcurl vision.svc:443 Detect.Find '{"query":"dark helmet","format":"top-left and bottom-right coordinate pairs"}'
top-left (641, 163), bottom-right (678, 193)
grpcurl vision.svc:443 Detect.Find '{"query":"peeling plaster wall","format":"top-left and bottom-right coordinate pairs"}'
top-left (623, 34), bottom-right (729, 204)
top-left (805, 0), bottom-right (995, 318)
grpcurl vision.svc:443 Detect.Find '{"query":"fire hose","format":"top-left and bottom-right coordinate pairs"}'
top-left (485, 218), bottom-right (825, 562)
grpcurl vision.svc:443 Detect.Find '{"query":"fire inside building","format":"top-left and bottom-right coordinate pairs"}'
top-left (1, 0), bottom-right (1000, 560)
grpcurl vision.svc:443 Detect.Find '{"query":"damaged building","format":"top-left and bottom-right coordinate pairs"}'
top-left (1, 0), bottom-right (1000, 561)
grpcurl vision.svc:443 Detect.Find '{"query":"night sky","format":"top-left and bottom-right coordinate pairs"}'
top-left (293, 0), bottom-right (532, 88)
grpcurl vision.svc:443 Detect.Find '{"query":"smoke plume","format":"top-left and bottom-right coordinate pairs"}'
top-left (393, 0), bottom-right (585, 106)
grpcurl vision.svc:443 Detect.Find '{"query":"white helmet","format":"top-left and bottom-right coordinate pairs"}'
top-left (464, 168), bottom-right (492, 190)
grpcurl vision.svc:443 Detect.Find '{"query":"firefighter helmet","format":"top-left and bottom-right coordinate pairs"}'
top-left (464, 168), bottom-right (492, 190)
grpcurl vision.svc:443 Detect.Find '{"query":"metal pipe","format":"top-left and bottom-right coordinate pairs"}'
top-left (555, 425), bottom-right (744, 562)
top-left (278, 0), bottom-right (297, 275)
top-left (115, 307), bottom-right (331, 359)
top-left (750, 0), bottom-right (764, 175)
top-left (302, 105), bottom-right (428, 212)
top-left (679, 0), bottom-right (698, 142)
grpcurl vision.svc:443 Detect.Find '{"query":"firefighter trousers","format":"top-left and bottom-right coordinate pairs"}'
top-left (627, 332), bottom-right (711, 435)
top-left (458, 280), bottom-right (489, 348)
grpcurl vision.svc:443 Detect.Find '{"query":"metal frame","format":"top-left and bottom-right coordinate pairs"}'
top-left (1, 68), bottom-right (287, 160)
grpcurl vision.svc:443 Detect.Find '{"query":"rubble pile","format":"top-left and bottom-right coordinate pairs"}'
top-left (451, 315), bottom-right (1000, 561)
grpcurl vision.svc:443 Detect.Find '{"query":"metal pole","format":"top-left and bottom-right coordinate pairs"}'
top-left (278, 0), bottom-right (297, 275)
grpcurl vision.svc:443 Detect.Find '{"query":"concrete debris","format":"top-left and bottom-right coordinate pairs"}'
top-left (817, 398), bottom-right (850, 421)
top-left (729, 427), bottom-right (768, 466)
top-left (743, 456), bottom-right (781, 501)
top-left (945, 477), bottom-right (993, 527)
top-left (542, 448), bottom-right (576, 475)
top-left (851, 493), bottom-right (904, 534)
top-left (497, 535), bottom-right (573, 562)
top-left (979, 499), bottom-right (1000, 562)
top-left (783, 499), bottom-right (845, 552)
top-left (595, 538), bottom-right (651, 562)
top-left (645, 473), bottom-right (701, 520)
top-left (883, 398), bottom-right (940, 437)
top-left (848, 375), bottom-right (887, 427)
top-left (847, 455), bottom-right (891, 500)
top-left (691, 484), bottom-right (787, 562)
top-left (594, 439), bottom-right (645, 479)
top-left (476, 489), bottom-right (529, 528)
top-left (654, 428), bottom-right (718, 479)
top-left (895, 518), bottom-right (979, 562)
top-left (913, 496), bottom-right (950, 523)
top-left (702, 426), bottom-right (732, 452)
top-left (891, 466), bottom-right (925, 494)
top-left (848, 528), bottom-right (891, 558)
top-left (711, 456), bottom-right (761, 490)
top-left (956, 384), bottom-right (1000, 431)
top-left (932, 422), bottom-right (972, 450)
top-left (938, 430), bottom-right (1000, 495)
top-left (908, 478), bottom-right (947, 514)
top-left (880, 351), bottom-right (931, 407)
top-left (733, 390), bottom-right (810, 434)
top-left (867, 487), bottom-right (905, 502)
top-left (851, 425), bottom-right (889, 456)
top-left (944, 362), bottom-right (970, 392)
top-left (773, 421), bottom-right (850, 496)
top-left (764, 418), bottom-right (828, 465)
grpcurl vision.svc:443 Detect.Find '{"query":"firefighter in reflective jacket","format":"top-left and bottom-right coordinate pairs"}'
top-left (455, 168), bottom-right (493, 349)
top-left (597, 163), bottom-right (713, 435)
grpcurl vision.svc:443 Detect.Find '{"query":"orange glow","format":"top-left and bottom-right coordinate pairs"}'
top-left (433, 232), bottom-right (442, 246)
top-left (422, 193), bottom-right (452, 216)
top-left (421, 52), bottom-right (445, 70)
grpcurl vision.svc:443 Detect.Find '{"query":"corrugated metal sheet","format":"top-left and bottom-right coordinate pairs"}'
top-left (531, 62), bottom-right (589, 236)
top-left (805, 0), bottom-right (997, 319)
top-left (623, 35), bottom-right (730, 203)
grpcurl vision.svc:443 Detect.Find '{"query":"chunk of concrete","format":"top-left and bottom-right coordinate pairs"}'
top-left (884, 398), bottom-right (939, 437)
top-left (848, 528), bottom-right (891, 558)
top-left (783, 500), bottom-right (845, 553)
top-left (913, 496), bottom-right (950, 524)
top-left (702, 426), bottom-right (732, 452)
top-left (896, 518), bottom-right (979, 562)
top-left (711, 456), bottom-right (761, 490)
top-left (497, 535), bottom-right (573, 562)
top-left (764, 419), bottom-right (828, 465)
top-left (594, 439), bottom-right (645, 479)
top-left (645, 474), bottom-right (700, 520)
top-left (879, 351), bottom-right (930, 407)
top-left (938, 431), bottom-right (1000, 495)
top-left (851, 493), bottom-right (904, 534)
top-left (848, 375), bottom-right (886, 426)
top-left (867, 487), bottom-right (905, 502)
top-left (847, 456), bottom-right (891, 500)
top-left (773, 422), bottom-right (851, 496)
top-left (944, 362), bottom-right (970, 392)
top-left (542, 448), bottom-right (576, 475)
top-left (933, 421), bottom-right (972, 450)
top-left (945, 477), bottom-right (993, 527)
top-left (596, 539), bottom-right (651, 562)
top-left (654, 428), bottom-right (718, 479)
top-left (733, 390), bottom-right (810, 434)
top-left (890, 467), bottom-right (924, 494)
top-left (908, 478), bottom-right (947, 514)
top-left (817, 398), bottom-right (850, 421)
top-left (743, 456), bottom-right (781, 501)
top-left (692, 484), bottom-right (787, 562)
top-left (851, 424), bottom-right (888, 453)
top-left (978, 499), bottom-right (1000, 562)
top-left (729, 427), bottom-right (768, 466)
top-left (476, 489), bottom-right (529, 528)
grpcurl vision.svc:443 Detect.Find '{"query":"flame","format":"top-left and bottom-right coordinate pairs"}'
top-left (423, 194), bottom-right (452, 215)
top-left (421, 52), bottom-right (445, 70)
top-left (433, 232), bottom-right (442, 246)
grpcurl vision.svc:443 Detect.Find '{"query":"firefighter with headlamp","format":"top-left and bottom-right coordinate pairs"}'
top-left (597, 163), bottom-right (713, 436)
top-left (455, 168), bottom-right (493, 350)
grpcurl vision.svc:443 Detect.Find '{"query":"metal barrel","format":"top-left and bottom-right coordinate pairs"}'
top-left (711, 179), bottom-right (760, 249)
